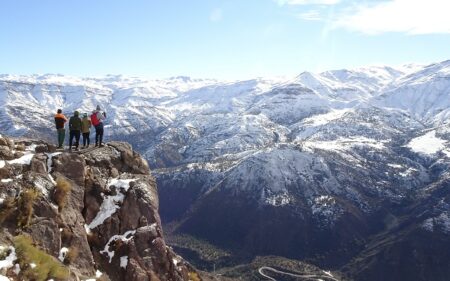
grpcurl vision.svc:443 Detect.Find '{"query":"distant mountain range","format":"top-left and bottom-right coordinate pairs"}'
top-left (1, 60), bottom-right (450, 280)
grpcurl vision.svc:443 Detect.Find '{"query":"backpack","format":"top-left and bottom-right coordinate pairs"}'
top-left (91, 113), bottom-right (100, 126)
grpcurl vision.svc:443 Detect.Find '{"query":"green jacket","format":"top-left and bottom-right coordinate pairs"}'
top-left (69, 115), bottom-right (82, 131)
top-left (81, 118), bottom-right (91, 133)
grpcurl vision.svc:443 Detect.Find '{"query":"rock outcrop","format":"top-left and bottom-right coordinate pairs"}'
top-left (0, 135), bottom-right (197, 281)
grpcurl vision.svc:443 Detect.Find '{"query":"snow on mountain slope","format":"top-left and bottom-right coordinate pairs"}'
top-left (0, 61), bottom-right (449, 214)
top-left (245, 84), bottom-right (331, 125)
top-left (373, 60), bottom-right (450, 123)
top-left (292, 106), bottom-right (424, 143)
top-left (0, 74), bottom-right (218, 140)
top-left (2, 62), bottom-right (450, 281)
top-left (407, 130), bottom-right (447, 155)
top-left (302, 108), bottom-right (352, 127)
top-left (293, 65), bottom-right (404, 103)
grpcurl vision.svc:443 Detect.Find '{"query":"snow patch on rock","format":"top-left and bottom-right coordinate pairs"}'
top-left (13, 264), bottom-right (20, 275)
top-left (311, 195), bottom-right (343, 227)
top-left (8, 153), bottom-right (34, 166)
top-left (88, 178), bottom-right (135, 229)
top-left (100, 230), bottom-right (136, 263)
top-left (46, 152), bottom-right (61, 173)
top-left (120, 256), bottom-right (128, 268)
top-left (442, 149), bottom-right (450, 157)
top-left (264, 192), bottom-right (292, 207)
top-left (407, 131), bottom-right (446, 155)
top-left (422, 212), bottom-right (450, 233)
top-left (304, 137), bottom-right (387, 152)
top-left (58, 247), bottom-right (69, 262)
top-left (303, 109), bottom-right (351, 126)
top-left (0, 246), bottom-right (17, 270)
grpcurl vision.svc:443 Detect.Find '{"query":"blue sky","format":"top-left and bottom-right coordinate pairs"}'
top-left (1, 0), bottom-right (450, 79)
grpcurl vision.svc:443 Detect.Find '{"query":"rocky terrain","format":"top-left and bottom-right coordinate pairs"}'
top-left (1, 60), bottom-right (450, 280)
top-left (0, 135), bottom-right (198, 281)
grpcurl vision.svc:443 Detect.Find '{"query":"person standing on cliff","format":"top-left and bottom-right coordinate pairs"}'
top-left (81, 113), bottom-right (92, 148)
top-left (91, 105), bottom-right (106, 147)
top-left (68, 111), bottom-right (82, 151)
top-left (54, 109), bottom-right (68, 149)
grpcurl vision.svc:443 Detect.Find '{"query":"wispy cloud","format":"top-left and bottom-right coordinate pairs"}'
top-left (209, 8), bottom-right (223, 22)
top-left (298, 10), bottom-right (322, 21)
top-left (333, 0), bottom-right (450, 35)
top-left (276, 0), bottom-right (340, 5)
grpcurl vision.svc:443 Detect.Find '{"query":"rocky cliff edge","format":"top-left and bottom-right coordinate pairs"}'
top-left (0, 135), bottom-right (199, 281)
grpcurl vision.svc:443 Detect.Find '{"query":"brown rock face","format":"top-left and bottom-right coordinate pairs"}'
top-left (0, 137), bottom-right (196, 281)
top-left (0, 146), bottom-right (15, 160)
top-left (0, 137), bottom-right (8, 147)
top-left (30, 153), bottom-right (48, 175)
top-left (53, 153), bottom-right (86, 186)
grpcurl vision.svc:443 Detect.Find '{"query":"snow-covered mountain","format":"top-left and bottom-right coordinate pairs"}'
top-left (1, 60), bottom-right (450, 280)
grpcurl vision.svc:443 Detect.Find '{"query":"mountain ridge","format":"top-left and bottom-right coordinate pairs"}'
top-left (1, 60), bottom-right (450, 280)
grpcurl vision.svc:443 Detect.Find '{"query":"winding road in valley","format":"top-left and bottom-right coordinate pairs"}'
top-left (258, 266), bottom-right (340, 281)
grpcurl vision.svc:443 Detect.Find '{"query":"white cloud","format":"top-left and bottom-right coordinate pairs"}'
top-left (276, 0), bottom-right (340, 5)
top-left (209, 8), bottom-right (223, 22)
top-left (333, 0), bottom-right (450, 35)
top-left (299, 10), bottom-right (322, 21)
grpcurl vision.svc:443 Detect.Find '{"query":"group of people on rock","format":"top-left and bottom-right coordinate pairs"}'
top-left (54, 105), bottom-right (106, 151)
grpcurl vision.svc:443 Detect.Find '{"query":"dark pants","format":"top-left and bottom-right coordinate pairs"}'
top-left (69, 130), bottom-right (81, 149)
top-left (82, 132), bottom-right (90, 147)
top-left (95, 123), bottom-right (104, 145)
top-left (57, 128), bottom-right (65, 148)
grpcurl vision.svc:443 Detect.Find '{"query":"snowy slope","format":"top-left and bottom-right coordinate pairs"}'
top-left (374, 60), bottom-right (450, 123)
top-left (2, 62), bottom-right (450, 279)
top-left (1, 61), bottom-right (450, 226)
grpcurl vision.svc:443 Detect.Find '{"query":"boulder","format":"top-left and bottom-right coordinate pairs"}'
top-left (109, 142), bottom-right (150, 174)
top-left (0, 146), bottom-right (15, 160)
top-left (13, 151), bottom-right (24, 159)
top-left (0, 167), bottom-right (10, 179)
top-left (30, 153), bottom-right (48, 175)
top-left (27, 219), bottom-right (61, 256)
top-left (0, 137), bottom-right (8, 146)
top-left (6, 138), bottom-right (15, 150)
top-left (35, 144), bottom-right (49, 153)
top-left (52, 153), bottom-right (86, 186)
top-left (47, 143), bottom-right (57, 153)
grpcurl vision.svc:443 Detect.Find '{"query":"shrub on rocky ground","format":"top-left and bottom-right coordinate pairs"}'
top-left (14, 234), bottom-right (70, 281)
top-left (189, 272), bottom-right (201, 281)
top-left (64, 246), bottom-right (79, 264)
top-left (17, 188), bottom-right (39, 228)
top-left (53, 177), bottom-right (72, 211)
top-left (0, 196), bottom-right (16, 224)
top-left (15, 144), bottom-right (25, 151)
